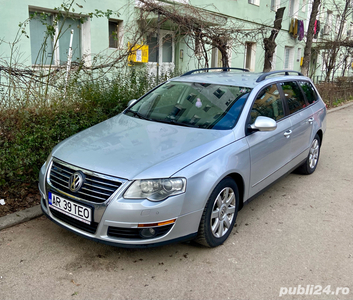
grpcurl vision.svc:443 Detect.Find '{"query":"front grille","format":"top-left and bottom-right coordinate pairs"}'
top-left (50, 208), bottom-right (98, 234)
top-left (49, 160), bottom-right (123, 203)
top-left (107, 224), bottom-right (173, 239)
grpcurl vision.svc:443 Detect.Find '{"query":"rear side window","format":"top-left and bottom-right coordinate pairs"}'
top-left (279, 81), bottom-right (306, 114)
top-left (250, 84), bottom-right (284, 123)
top-left (299, 81), bottom-right (318, 104)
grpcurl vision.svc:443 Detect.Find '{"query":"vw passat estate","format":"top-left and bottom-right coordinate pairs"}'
top-left (39, 69), bottom-right (326, 248)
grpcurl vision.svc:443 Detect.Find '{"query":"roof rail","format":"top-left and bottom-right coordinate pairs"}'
top-left (256, 70), bottom-right (304, 82)
top-left (181, 67), bottom-right (249, 76)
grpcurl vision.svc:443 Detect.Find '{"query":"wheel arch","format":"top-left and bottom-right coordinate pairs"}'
top-left (316, 129), bottom-right (323, 145)
top-left (226, 172), bottom-right (245, 210)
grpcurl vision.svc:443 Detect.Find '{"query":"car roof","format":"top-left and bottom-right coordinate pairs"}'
top-left (171, 70), bottom-right (310, 88)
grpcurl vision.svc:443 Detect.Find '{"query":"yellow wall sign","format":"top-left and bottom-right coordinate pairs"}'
top-left (128, 43), bottom-right (148, 63)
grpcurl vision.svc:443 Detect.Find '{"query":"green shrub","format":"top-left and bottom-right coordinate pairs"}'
top-left (0, 67), bottom-right (178, 198)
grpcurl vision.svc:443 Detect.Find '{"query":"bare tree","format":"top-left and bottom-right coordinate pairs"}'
top-left (317, 0), bottom-right (353, 81)
top-left (263, 7), bottom-right (285, 72)
top-left (301, 0), bottom-right (321, 76)
top-left (137, 0), bottom-right (265, 69)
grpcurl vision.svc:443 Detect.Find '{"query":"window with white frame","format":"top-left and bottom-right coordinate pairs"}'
top-left (109, 20), bottom-right (123, 49)
top-left (323, 10), bottom-right (333, 35)
top-left (284, 46), bottom-right (294, 69)
top-left (245, 42), bottom-right (257, 71)
top-left (348, 23), bottom-right (353, 37)
top-left (29, 11), bottom-right (83, 66)
top-left (335, 15), bottom-right (340, 35)
top-left (248, 0), bottom-right (260, 6)
top-left (297, 48), bottom-right (302, 63)
top-left (321, 52), bottom-right (328, 71)
top-left (288, 0), bottom-right (299, 17)
top-left (146, 31), bottom-right (174, 64)
top-left (271, 0), bottom-right (280, 11)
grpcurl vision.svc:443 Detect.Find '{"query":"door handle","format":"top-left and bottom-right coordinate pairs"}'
top-left (284, 130), bottom-right (292, 138)
top-left (308, 117), bottom-right (314, 124)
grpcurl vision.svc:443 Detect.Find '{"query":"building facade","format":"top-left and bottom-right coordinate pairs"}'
top-left (0, 0), bottom-right (351, 81)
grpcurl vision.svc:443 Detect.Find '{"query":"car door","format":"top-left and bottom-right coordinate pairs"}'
top-left (278, 81), bottom-right (314, 168)
top-left (246, 83), bottom-right (293, 197)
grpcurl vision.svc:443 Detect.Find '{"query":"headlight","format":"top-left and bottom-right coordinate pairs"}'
top-left (124, 178), bottom-right (186, 201)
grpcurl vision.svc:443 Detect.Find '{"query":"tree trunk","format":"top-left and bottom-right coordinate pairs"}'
top-left (301, 0), bottom-right (321, 76)
top-left (263, 7), bottom-right (285, 72)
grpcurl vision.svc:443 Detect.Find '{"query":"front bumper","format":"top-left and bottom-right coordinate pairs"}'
top-left (39, 173), bottom-right (202, 247)
top-left (41, 197), bottom-right (198, 248)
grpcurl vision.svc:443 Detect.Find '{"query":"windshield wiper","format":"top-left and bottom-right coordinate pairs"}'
top-left (156, 118), bottom-right (199, 128)
top-left (125, 109), bottom-right (152, 121)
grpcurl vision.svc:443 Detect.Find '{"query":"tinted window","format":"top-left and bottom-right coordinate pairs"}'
top-left (299, 81), bottom-right (318, 104)
top-left (125, 82), bottom-right (251, 130)
top-left (250, 84), bottom-right (284, 123)
top-left (280, 81), bottom-right (306, 114)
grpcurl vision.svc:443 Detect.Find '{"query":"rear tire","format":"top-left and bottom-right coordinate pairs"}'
top-left (296, 134), bottom-right (321, 175)
top-left (196, 177), bottom-right (239, 247)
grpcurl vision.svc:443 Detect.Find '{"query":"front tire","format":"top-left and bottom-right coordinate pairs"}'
top-left (297, 134), bottom-right (321, 175)
top-left (196, 177), bottom-right (239, 247)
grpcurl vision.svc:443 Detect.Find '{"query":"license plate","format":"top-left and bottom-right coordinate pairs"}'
top-left (48, 192), bottom-right (92, 224)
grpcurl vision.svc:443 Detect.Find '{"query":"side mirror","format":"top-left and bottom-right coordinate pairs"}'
top-left (249, 116), bottom-right (277, 131)
top-left (127, 99), bottom-right (137, 107)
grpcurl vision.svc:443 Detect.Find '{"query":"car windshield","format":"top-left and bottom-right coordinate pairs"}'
top-left (125, 81), bottom-right (251, 130)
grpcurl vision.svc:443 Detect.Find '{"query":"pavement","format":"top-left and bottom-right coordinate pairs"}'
top-left (0, 102), bottom-right (353, 300)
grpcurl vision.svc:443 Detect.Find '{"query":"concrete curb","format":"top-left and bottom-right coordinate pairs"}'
top-left (0, 101), bottom-right (352, 231)
top-left (0, 205), bottom-right (42, 231)
top-left (327, 101), bottom-right (353, 114)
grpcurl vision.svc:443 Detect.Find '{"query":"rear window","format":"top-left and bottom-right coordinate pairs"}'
top-left (279, 81), bottom-right (306, 114)
top-left (299, 81), bottom-right (318, 104)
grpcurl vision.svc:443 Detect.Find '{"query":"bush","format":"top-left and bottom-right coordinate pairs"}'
top-left (316, 77), bottom-right (353, 108)
top-left (0, 67), bottom-right (177, 199)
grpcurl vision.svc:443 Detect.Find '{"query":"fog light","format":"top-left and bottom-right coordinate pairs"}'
top-left (140, 228), bottom-right (156, 238)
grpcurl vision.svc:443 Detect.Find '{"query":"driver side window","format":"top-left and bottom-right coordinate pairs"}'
top-left (250, 84), bottom-right (284, 123)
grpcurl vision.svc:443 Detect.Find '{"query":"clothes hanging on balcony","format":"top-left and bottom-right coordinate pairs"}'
top-left (298, 20), bottom-right (305, 41)
top-left (314, 20), bottom-right (320, 39)
top-left (289, 18), bottom-right (295, 35)
top-left (289, 18), bottom-right (299, 39)
top-left (293, 19), bottom-right (299, 38)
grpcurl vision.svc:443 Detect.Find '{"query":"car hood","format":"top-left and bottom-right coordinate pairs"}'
top-left (52, 114), bottom-right (235, 180)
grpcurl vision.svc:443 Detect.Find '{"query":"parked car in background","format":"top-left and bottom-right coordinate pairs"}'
top-left (39, 68), bottom-right (326, 248)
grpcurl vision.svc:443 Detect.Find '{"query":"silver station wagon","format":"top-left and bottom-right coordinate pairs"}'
top-left (39, 68), bottom-right (326, 248)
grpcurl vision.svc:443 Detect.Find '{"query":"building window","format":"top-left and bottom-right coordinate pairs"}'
top-left (348, 22), bottom-right (353, 37)
top-left (248, 0), bottom-right (260, 6)
top-left (146, 31), bottom-right (174, 64)
top-left (288, 0), bottom-right (299, 17)
top-left (109, 20), bottom-right (123, 48)
top-left (284, 46), bottom-right (294, 69)
top-left (29, 11), bottom-right (82, 66)
top-left (297, 48), bottom-right (302, 62)
top-left (321, 52), bottom-right (328, 71)
top-left (271, 0), bottom-right (280, 11)
top-left (323, 10), bottom-right (333, 35)
top-left (245, 42), bottom-right (256, 71)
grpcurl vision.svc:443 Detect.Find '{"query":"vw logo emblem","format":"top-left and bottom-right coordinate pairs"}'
top-left (69, 171), bottom-right (84, 192)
